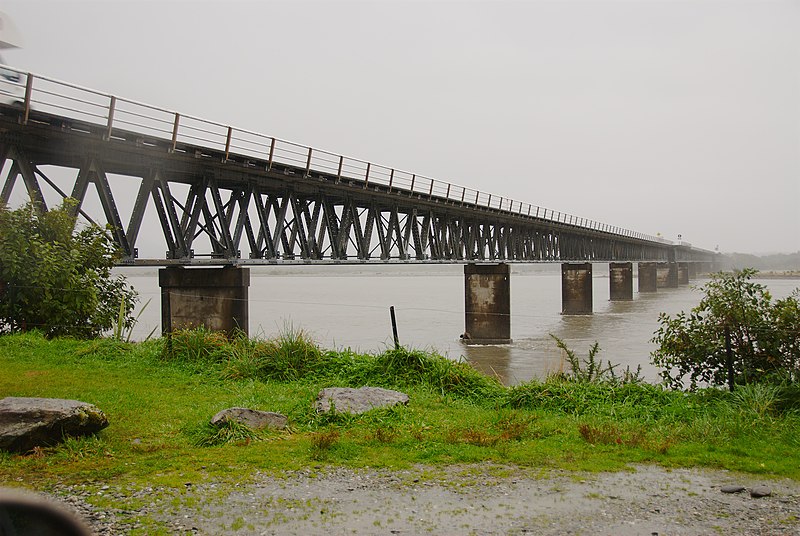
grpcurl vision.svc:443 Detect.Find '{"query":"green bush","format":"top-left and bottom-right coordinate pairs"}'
top-left (651, 269), bottom-right (800, 389)
top-left (0, 201), bottom-right (137, 338)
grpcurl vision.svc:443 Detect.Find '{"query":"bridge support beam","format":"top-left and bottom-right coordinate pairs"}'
top-left (677, 262), bottom-right (690, 285)
top-left (609, 262), bottom-right (633, 301)
top-left (657, 262), bottom-right (679, 288)
top-left (463, 263), bottom-right (511, 344)
top-left (638, 262), bottom-right (658, 293)
top-left (562, 263), bottom-right (592, 315)
top-left (159, 267), bottom-right (250, 337)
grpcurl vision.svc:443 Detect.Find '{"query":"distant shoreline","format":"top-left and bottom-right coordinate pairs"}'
top-left (753, 271), bottom-right (800, 280)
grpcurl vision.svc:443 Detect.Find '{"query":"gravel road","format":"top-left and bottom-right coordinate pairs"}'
top-left (53, 464), bottom-right (800, 535)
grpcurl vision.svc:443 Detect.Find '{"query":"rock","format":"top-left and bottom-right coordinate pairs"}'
top-left (0, 397), bottom-right (108, 453)
top-left (210, 408), bottom-right (287, 430)
top-left (315, 387), bottom-right (409, 415)
top-left (750, 486), bottom-right (772, 498)
top-left (721, 485), bottom-right (746, 494)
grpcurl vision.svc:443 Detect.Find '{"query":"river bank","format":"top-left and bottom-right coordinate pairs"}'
top-left (3, 333), bottom-right (800, 534)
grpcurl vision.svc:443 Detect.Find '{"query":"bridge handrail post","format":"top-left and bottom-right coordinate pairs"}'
top-left (170, 113), bottom-right (180, 152)
top-left (428, 178), bottom-right (434, 197)
top-left (388, 169), bottom-right (394, 192)
top-left (268, 138), bottom-right (276, 171)
top-left (22, 73), bottom-right (34, 125)
top-left (460, 187), bottom-right (466, 205)
top-left (224, 126), bottom-right (233, 161)
top-left (305, 148), bottom-right (313, 177)
top-left (105, 95), bottom-right (116, 141)
top-left (335, 156), bottom-right (343, 182)
top-left (364, 162), bottom-right (371, 188)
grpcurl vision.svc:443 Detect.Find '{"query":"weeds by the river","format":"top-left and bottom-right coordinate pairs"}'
top-left (550, 334), bottom-right (643, 384)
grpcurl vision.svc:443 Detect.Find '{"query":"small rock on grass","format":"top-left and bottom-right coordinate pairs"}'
top-left (315, 387), bottom-right (409, 415)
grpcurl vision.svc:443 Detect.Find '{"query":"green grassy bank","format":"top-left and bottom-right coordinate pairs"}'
top-left (2, 330), bottom-right (800, 493)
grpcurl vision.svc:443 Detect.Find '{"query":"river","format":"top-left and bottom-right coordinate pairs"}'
top-left (119, 264), bottom-right (798, 385)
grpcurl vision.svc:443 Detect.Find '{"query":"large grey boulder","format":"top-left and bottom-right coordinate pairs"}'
top-left (315, 387), bottom-right (409, 415)
top-left (210, 407), bottom-right (288, 430)
top-left (0, 397), bottom-right (109, 453)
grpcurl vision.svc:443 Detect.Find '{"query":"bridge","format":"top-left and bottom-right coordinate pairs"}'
top-left (0, 67), bottom-right (718, 342)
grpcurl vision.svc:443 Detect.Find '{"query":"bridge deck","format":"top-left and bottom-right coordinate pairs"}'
top-left (0, 67), bottom-right (715, 266)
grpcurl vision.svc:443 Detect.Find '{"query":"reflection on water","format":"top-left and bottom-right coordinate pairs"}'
top-left (120, 265), bottom-right (799, 386)
top-left (461, 343), bottom-right (513, 383)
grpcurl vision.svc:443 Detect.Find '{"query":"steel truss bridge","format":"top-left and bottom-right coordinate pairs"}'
top-left (0, 67), bottom-right (716, 266)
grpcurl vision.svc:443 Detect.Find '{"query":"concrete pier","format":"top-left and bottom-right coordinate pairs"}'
top-left (688, 262), bottom-right (698, 280)
top-left (159, 267), bottom-right (250, 336)
top-left (677, 262), bottom-right (690, 285)
top-left (609, 262), bottom-right (633, 301)
top-left (562, 263), bottom-right (592, 315)
top-left (463, 263), bottom-right (511, 344)
top-left (657, 262), bottom-right (679, 288)
top-left (638, 262), bottom-right (657, 293)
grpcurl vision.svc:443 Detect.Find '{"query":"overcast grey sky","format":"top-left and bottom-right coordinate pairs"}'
top-left (3, 0), bottom-right (799, 254)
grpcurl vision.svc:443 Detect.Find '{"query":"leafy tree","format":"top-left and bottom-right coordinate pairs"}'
top-left (0, 200), bottom-right (137, 338)
top-left (651, 269), bottom-right (800, 390)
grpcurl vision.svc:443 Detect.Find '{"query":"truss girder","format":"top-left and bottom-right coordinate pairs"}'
top-left (0, 146), bottom-right (708, 265)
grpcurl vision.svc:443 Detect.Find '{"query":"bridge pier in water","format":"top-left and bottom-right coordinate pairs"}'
top-left (159, 267), bottom-right (250, 337)
top-left (678, 262), bottom-right (690, 284)
top-left (656, 262), bottom-right (679, 288)
top-left (688, 262), bottom-right (698, 280)
top-left (463, 263), bottom-right (512, 344)
top-left (638, 262), bottom-right (658, 292)
top-left (561, 263), bottom-right (593, 315)
top-left (609, 262), bottom-right (633, 301)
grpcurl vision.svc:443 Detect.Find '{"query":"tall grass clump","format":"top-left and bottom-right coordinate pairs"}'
top-left (369, 347), bottom-right (504, 402)
top-left (504, 337), bottom-right (685, 421)
top-left (191, 420), bottom-right (266, 447)
top-left (223, 326), bottom-right (325, 381)
top-left (162, 327), bottom-right (230, 370)
top-left (504, 379), bottom-right (685, 421)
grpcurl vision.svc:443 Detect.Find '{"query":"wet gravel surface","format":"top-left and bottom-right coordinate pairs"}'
top-left (49, 464), bottom-right (800, 535)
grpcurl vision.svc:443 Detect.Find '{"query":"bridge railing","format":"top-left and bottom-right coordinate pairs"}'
top-left (4, 66), bottom-right (673, 246)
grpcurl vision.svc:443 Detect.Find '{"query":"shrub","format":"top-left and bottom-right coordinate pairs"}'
top-left (651, 269), bottom-right (800, 389)
top-left (0, 201), bottom-right (137, 338)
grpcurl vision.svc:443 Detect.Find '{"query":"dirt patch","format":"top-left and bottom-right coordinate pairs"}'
top-left (54, 464), bottom-right (800, 535)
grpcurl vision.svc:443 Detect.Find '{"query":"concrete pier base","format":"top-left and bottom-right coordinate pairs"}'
top-left (657, 262), bottom-right (679, 288)
top-left (609, 262), bottom-right (633, 301)
top-left (160, 267), bottom-right (250, 337)
top-left (463, 263), bottom-right (511, 344)
top-left (562, 263), bottom-right (592, 315)
top-left (638, 262), bottom-right (658, 293)
top-left (677, 262), bottom-right (690, 285)
top-left (688, 262), bottom-right (698, 280)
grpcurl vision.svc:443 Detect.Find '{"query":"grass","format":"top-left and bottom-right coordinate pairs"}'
top-left (1, 329), bottom-right (800, 529)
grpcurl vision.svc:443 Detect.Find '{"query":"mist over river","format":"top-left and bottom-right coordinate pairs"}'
top-left (119, 264), bottom-right (798, 385)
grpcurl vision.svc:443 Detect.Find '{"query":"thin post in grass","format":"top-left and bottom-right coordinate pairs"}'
top-left (390, 306), bottom-right (400, 350)
top-left (725, 325), bottom-right (735, 392)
